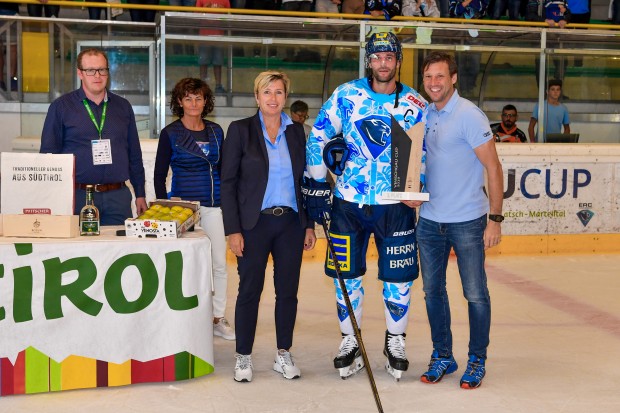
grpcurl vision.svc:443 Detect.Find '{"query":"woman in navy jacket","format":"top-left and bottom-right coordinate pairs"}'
top-left (221, 71), bottom-right (316, 383)
top-left (154, 78), bottom-right (235, 341)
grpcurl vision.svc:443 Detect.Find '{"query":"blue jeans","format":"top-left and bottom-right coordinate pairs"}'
top-left (416, 215), bottom-right (491, 359)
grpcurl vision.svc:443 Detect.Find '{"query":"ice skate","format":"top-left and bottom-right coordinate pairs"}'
top-left (333, 334), bottom-right (365, 379)
top-left (383, 331), bottom-right (408, 381)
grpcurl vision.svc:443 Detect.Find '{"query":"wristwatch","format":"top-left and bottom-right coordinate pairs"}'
top-left (488, 214), bottom-right (504, 223)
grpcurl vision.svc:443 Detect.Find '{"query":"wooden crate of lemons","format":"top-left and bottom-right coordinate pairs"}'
top-left (124, 199), bottom-right (201, 238)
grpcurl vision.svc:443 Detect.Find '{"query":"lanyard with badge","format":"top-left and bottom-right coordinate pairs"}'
top-left (83, 98), bottom-right (112, 165)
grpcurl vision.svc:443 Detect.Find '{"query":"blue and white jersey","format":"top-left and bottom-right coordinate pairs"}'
top-left (306, 77), bottom-right (427, 206)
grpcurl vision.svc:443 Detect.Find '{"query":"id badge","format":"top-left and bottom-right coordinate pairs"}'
top-left (92, 139), bottom-right (113, 165)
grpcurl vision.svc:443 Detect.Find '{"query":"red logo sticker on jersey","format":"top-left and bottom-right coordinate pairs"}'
top-left (405, 94), bottom-right (426, 110)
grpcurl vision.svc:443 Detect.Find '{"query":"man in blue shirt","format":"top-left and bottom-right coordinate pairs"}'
top-left (528, 79), bottom-right (570, 143)
top-left (414, 51), bottom-right (503, 390)
top-left (40, 48), bottom-right (147, 225)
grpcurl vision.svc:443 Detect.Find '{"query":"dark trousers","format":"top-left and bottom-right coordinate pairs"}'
top-left (27, 4), bottom-right (60, 17)
top-left (235, 211), bottom-right (305, 355)
top-left (127, 0), bottom-right (159, 22)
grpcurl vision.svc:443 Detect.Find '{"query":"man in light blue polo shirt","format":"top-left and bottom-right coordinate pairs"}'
top-left (414, 51), bottom-right (504, 390)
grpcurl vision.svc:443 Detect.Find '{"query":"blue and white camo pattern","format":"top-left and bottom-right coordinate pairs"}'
top-left (306, 77), bottom-right (427, 205)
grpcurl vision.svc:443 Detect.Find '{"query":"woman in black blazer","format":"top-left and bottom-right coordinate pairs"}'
top-left (221, 71), bottom-right (316, 383)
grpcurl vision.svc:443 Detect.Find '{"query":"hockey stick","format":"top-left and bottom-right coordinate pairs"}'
top-left (321, 212), bottom-right (384, 413)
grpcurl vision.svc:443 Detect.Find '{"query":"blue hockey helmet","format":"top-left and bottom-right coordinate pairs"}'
top-left (365, 32), bottom-right (402, 68)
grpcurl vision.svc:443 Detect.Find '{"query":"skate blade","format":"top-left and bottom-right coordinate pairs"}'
top-left (385, 361), bottom-right (403, 381)
top-left (339, 356), bottom-right (365, 380)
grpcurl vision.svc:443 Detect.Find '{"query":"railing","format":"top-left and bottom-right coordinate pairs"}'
top-left (1, 1), bottom-right (619, 142)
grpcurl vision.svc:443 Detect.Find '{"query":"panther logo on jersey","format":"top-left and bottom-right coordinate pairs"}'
top-left (355, 116), bottom-right (391, 159)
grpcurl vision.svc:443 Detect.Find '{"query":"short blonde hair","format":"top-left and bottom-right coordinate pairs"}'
top-left (254, 71), bottom-right (290, 97)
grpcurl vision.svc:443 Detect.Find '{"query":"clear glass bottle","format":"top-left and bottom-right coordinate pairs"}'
top-left (80, 185), bottom-right (100, 236)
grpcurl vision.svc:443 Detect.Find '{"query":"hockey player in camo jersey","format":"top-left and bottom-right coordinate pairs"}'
top-left (304, 32), bottom-right (427, 380)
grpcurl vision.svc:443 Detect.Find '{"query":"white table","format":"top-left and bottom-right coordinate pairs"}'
top-left (0, 227), bottom-right (213, 395)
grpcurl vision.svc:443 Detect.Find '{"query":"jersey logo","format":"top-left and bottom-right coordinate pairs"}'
top-left (384, 300), bottom-right (408, 322)
top-left (406, 93), bottom-right (426, 110)
top-left (326, 233), bottom-right (351, 272)
top-left (355, 116), bottom-right (391, 159)
top-left (339, 97), bottom-right (355, 120)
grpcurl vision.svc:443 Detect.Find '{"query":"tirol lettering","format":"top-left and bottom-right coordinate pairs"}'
top-left (0, 244), bottom-right (198, 323)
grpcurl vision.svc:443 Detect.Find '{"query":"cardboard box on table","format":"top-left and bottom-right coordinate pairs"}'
top-left (1, 152), bottom-right (77, 238)
top-left (125, 199), bottom-right (200, 239)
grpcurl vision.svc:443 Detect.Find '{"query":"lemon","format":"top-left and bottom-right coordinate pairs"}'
top-left (159, 206), bottom-right (171, 214)
top-left (150, 204), bottom-right (162, 211)
top-left (171, 205), bottom-right (184, 212)
top-left (182, 207), bottom-right (194, 216)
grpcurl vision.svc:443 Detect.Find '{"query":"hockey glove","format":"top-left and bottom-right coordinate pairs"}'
top-left (301, 177), bottom-right (332, 224)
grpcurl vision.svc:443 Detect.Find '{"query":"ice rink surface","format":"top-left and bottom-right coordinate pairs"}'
top-left (2, 254), bottom-right (619, 413)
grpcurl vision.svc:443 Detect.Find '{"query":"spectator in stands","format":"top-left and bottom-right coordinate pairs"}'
top-left (197, 0), bottom-right (229, 93)
top-left (87, 0), bottom-right (108, 19)
top-left (170, 0), bottom-right (197, 7)
top-left (315, 0), bottom-right (340, 13)
top-left (525, 0), bottom-right (541, 21)
top-left (528, 79), bottom-right (570, 142)
top-left (450, 0), bottom-right (488, 96)
top-left (402, 0), bottom-right (440, 16)
top-left (281, 0), bottom-right (313, 11)
top-left (126, 0), bottom-right (160, 22)
top-left (491, 104), bottom-right (527, 143)
top-left (0, 2), bottom-right (18, 92)
top-left (544, 0), bottom-right (568, 27)
top-left (289, 100), bottom-right (311, 138)
top-left (334, 0), bottom-right (364, 13)
top-left (613, 0), bottom-right (620, 24)
top-left (27, 0), bottom-right (60, 18)
top-left (365, 0), bottom-right (403, 19)
top-left (490, 0), bottom-right (520, 20)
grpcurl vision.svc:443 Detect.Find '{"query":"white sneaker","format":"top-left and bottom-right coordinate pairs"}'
top-left (234, 354), bottom-right (253, 382)
top-left (273, 349), bottom-right (301, 379)
top-left (214, 318), bottom-right (236, 340)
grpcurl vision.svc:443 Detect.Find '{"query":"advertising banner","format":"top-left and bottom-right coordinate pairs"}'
top-left (1, 152), bottom-right (75, 215)
top-left (501, 161), bottom-right (620, 235)
top-left (0, 233), bottom-right (213, 367)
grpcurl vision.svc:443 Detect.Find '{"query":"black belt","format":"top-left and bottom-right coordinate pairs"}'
top-left (261, 206), bottom-right (294, 216)
top-left (75, 182), bottom-right (126, 192)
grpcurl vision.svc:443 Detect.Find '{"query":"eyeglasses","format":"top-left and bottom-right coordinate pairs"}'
top-left (80, 68), bottom-right (110, 76)
top-left (501, 113), bottom-right (517, 118)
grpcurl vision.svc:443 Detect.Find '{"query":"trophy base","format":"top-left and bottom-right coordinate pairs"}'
top-left (382, 192), bottom-right (430, 202)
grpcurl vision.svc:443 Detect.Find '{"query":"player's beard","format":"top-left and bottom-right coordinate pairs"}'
top-left (372, 65), bottom-right (397, 84)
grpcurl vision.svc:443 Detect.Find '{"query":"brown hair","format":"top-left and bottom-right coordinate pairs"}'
top-left (77, 48), bottom-right (109, 70)
top-left (170, 78), bottom-right (215, 119)
top-left (422, 51), bottom-right (458, 77)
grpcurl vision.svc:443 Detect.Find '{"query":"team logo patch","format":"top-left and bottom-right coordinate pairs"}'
top-left (337, 302), bottom-right (349, 321)
top-left (384, 300), bottom-right (408, 322)
top-left (577, 209), bottom-right (594, 227)
top-left (355, 116), bottom-right (391, 159)
top-left (326, 233), bottom-right (351, 272)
